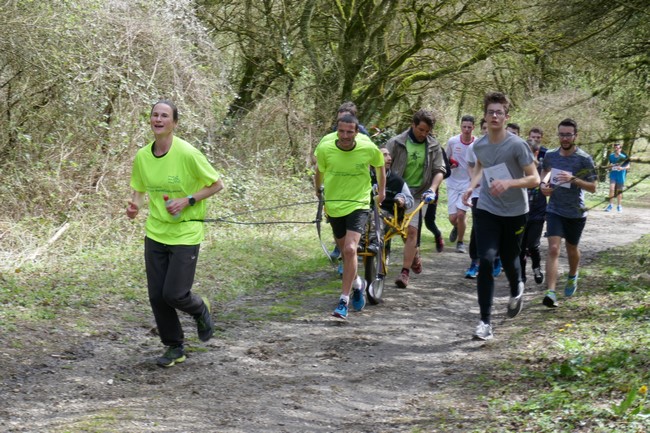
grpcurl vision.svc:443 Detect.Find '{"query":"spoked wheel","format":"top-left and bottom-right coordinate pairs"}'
top-left (364, 252), bottom-right (384, 304)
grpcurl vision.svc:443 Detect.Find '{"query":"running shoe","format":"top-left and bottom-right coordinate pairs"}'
top-left (435, 235), bottom-right (444, 253)
top-left (395, 270), bottom-right (409, 288)
top-left (543, 290), bottom-right (558, 308)
top-left (533, 267), bottom-right (544, 284)
top-left (507, 282), bottom-right (524, 318)
top-left (411, 255), bottom-right (422, 274)
top-left (565, 275), bottom-right (578, 297)
top-left (456, 242), bottom-right (466, 253)
top-left (332, 299), bottom-right (348, 319)
top-left (617, 205), bottom-right (622, 213)
top-left (156, 345), bottom-right (186, 368)
top-left (493, 257), bottom-right (502, 277)
top-left (449, 226), bottom-right (458, 243)
top-left (195, 296), bottom-right (214, 342)
top-left (465, 262), bottom-right (479, 279)
top-left (473, 321), bottom-right (493, 341)
top-left (330, 245), bottom-right (341, 260)
top-left (351, 276), bottom-right (366, 311)
top-left (604, 204), bottom-right (613, 212)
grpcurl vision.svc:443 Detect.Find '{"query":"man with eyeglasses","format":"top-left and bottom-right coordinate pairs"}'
top-left (539, 118), bottom-right (597, 308)
top-left (462, 92), bottom-right (540, 341)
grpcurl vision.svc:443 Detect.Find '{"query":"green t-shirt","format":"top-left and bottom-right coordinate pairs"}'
top-left (402, 138), bottom-right (426, 188)
top-left (316, 136), bottom-right (384, 218)
top-left (130, 136), bottom-right (220, 245)
top-left (314, 130), bottom-right (375, 157)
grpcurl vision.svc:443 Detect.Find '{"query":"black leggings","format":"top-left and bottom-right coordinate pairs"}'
top-left (423, 187), bottom-right (442, 242)
top-left (473, 209), bottom-right (527, 324)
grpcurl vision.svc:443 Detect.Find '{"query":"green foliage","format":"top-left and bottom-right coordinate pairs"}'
top-left (480, 236), bottom-right (650, 432)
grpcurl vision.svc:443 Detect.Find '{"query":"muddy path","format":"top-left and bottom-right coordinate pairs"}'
top-left (1, 207), bottom-right (649, 433)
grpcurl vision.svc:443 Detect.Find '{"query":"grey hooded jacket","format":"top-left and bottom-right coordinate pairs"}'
top-left (383, 129), bottom-right (446, 198)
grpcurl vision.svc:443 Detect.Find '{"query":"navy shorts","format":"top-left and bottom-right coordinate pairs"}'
top-left (545, 212), bottom-right (586, 246)
top-left (328, 209), bottom-right (370, 239)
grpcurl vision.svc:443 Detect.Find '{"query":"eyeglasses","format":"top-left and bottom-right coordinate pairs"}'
top-left (558, 133), bottom-right (576, 138)
top-left (486, 110), bottom-right (506, 117)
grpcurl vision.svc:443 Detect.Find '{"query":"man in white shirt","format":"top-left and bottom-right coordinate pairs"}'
top-left (446, 115), bottom-right (476, 253)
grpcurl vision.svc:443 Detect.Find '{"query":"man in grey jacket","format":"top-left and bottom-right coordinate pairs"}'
top-left (383, 109), bottom-right (446, 288)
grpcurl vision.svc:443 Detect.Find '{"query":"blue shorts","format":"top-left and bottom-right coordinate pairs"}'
top-left (329, 209), bottom-right (370, 239)
top-left (609, 178), bottom-right (625, 189)
top-left (545, 212), bottom-right (586, 246)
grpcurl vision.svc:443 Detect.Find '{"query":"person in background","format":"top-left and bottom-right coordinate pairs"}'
top-left (127, 100), bottom-right (224, 367)
top-left (519, 139), bottom-right (547, 286)
top-left (445, 115), bottom-right (476, 254)
top-left (379, 148), bottom-right (414, 216)
top-left (315, 114), bottom-right (386, 320)
top-left (383, 109), bottom-right (446, 289)
top-left (540, 118), bottom-right (597, 308)
top-left (528, 126), bottom-right (547, 163)
top-left (506, 122), bottom-right (521, 136)
top-left (604, 143), bottom-right (630, 213)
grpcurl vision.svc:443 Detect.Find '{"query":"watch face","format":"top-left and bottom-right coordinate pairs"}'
top-left (189, 196), bottom-right (196, 206)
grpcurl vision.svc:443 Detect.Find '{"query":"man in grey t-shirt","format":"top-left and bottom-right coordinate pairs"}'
top-left (540, 118), bottom-right (597, 308)
top-left (462, 92), bottom-right (539, 341)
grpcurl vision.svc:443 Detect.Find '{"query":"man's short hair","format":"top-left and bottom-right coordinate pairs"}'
top-left (337, 114), bottom-right (359, 130)
top-left (506, 123), bottom-right (521, 133)
top-left (461, 115), bottom-right (475, 124)
top-left (528, 126), bottom-right (543, 136)
top-left (412, 109), bottom-right (435, 129)
top-left (337, 101), bottom-right (358, 117)
top-left (483, 91), bottom-right (510, 114)
top-left (558, 118), bottom-right (578, 133)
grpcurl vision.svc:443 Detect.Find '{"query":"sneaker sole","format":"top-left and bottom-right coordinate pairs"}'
top-left (395, 279), bottom-right (407, 289)
top-left (157, 355), bottom-right (186, 368)
top-left (198, 296), bottom-right (215, 342)
top-left (542, 296), bottom-right (558, 308)
top-left (565, 285), bottom-right (578, 297)
top-left (351, 288), bottom-right (366, 312)
top-left (507, 297), bottom-right (523, 318)
top-left (472, 333), bottom-right (493, 341)
top-left (332, 312), bottom-right (348, 320)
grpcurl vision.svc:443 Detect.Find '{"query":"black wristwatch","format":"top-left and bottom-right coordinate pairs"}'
top-left (188, 195), bottom-right (196, 206)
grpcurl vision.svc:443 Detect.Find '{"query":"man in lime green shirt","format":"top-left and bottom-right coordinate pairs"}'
top-left (315, 114), bottom-right (386, 319)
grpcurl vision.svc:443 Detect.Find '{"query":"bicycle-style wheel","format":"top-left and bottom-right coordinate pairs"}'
top-left (364, 253), bottom-right (380, 304)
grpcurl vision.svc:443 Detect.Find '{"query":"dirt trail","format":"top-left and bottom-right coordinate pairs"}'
top-left (1, 207), bottom-right (649, 433)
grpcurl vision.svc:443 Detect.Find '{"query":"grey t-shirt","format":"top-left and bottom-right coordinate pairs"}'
top-left (542, 147), bottom-right (597, 219)
top-left (473, 132), bottom-right (534, 217)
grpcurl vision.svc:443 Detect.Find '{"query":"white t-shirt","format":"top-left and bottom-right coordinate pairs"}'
top-left (466, 141), bottom-right (480, 199)
top-left (445, 134), bottom-right (475, 190)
